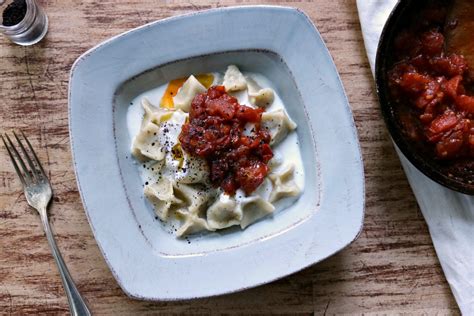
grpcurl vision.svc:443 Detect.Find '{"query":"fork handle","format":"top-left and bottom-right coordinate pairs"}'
top-left (40, 209), bottom-right (91, 316)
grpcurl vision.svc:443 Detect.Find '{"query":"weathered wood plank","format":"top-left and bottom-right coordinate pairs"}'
top-left (0, 0), bottom-right (459, 314)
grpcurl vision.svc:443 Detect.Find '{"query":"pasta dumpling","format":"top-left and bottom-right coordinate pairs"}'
top-left (132, 122), bottom-right (163, 161)
top-left (233, 178), bottom-right (274, 228)
top-left (173, 75), bottom-right (207, 112)
top-left (131, 99), bottom-right (178, 161)
top-left (174, 184), bottom-right (216, 236)
top-left (144, 178), bottom-right (183, 221)
top-left (237, 195), bottom-right (275, 229)
top-left (246, 76), bottom-right (275, 108)
top-left (207, 193), bottom-right (241, 229)
top-left (223, 65), bottom-right (247, 92)
top-left (261, 109), bottom-right (297, 146)
top-left (269, 163), bottom-right (301, 203)
top-left (141, 98), bottom-right (163, 125)
top-left (142, 98), bottom-right (180, 126)
top-left (176, 209), bottom-right (214, 237)
top-left (173, 183), bottom-right (214, 215)
top-left (134, 109), bottom-right (187, 163)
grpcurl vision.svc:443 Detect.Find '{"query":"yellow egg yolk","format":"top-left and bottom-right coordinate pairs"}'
top-left (160, 74), bottom-right (214, 109)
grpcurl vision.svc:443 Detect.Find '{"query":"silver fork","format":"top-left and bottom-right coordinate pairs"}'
top-left (2, 131), bottom-right (91, 316)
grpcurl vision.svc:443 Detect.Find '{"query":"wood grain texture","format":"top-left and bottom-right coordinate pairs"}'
top-left (0, 0), bottom-right (460, 314)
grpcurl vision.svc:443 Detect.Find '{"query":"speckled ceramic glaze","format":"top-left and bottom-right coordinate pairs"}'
top-left (69, 6), bottom-right (365, 300)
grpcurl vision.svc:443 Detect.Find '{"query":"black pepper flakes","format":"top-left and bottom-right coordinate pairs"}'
top-left (2, 0), bottom-right (26, 26)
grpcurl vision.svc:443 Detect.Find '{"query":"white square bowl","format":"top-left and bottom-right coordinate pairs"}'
top-left (69, 5), bottom-right (365, 300)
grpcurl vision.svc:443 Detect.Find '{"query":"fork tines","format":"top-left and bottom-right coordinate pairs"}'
top-left (2, 131), bottom-right (46, 186)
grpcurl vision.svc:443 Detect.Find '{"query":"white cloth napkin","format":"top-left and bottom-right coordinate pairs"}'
top-left (356, 1), bottom-right (474, 314)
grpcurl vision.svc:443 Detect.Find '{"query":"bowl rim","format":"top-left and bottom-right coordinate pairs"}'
top-left (375, 0), bottom-right (474, 195)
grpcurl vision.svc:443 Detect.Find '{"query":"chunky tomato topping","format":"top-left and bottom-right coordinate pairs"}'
top-left (179, 86), bottom-right (273, 195)
top-left (389, 14), bottom-right (474, 160)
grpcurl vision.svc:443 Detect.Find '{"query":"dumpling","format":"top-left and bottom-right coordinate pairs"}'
top-left (173, 75), bottom-right (207, 112)
top-left (173, 183), bottom-right (217, 237)
top-left (147, 159), bottom-right (165, 176)
top-left (223, 65), bottom-right (247, 92)
top-left (176, 209), bottom-right (214, 237)
top-left (144, 178), bottom-right (183, 221)
top-left (246, 76), bottom-right (275, 108)
top-left (141, 98), bottom-right (161, 125)
top-left (237, 195), bottom-right (275, 229)
top-left (173, 183), bottom-right (214, 215)
top-left (234, 178), bottom-right (274, 228)
top-left (141, 98), bottom-right (179, 126)
top-left (131, 122), bottom-right (165, 162)
top-left (268, 163), bottom-right (301, 203)
top-left (249, 88), bottom-right (274, 108)
top-left (207, 193), bottom-right (241, 229)
top-left (135, 109), bottom-right (188, 163)
top-left (261, 109), bottom-right (297, 146)
top-left (131, 99), bottom-right (175, 162)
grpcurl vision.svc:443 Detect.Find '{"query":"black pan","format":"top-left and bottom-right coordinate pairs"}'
top-left (375, 0), bottom-right (474, 195)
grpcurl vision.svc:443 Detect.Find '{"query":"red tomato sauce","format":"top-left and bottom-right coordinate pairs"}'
top-left (179, 86), bottom-right (273, 195)
top-left (388, 6), bottom-right (474, 160)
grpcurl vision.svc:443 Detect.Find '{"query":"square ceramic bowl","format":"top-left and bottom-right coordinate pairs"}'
top-left (69, 6), bottom-right (364, 300)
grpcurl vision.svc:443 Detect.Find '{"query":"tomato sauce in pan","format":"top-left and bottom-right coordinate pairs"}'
top-left (388, 3), bottom-right (474, 160)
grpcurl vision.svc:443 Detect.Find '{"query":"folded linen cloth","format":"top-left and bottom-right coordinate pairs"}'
top-left (356, 1), bottom-right (474, 314)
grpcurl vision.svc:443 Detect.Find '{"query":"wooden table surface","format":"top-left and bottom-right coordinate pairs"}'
top-left (0, 0), bottom-right (461, 314)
